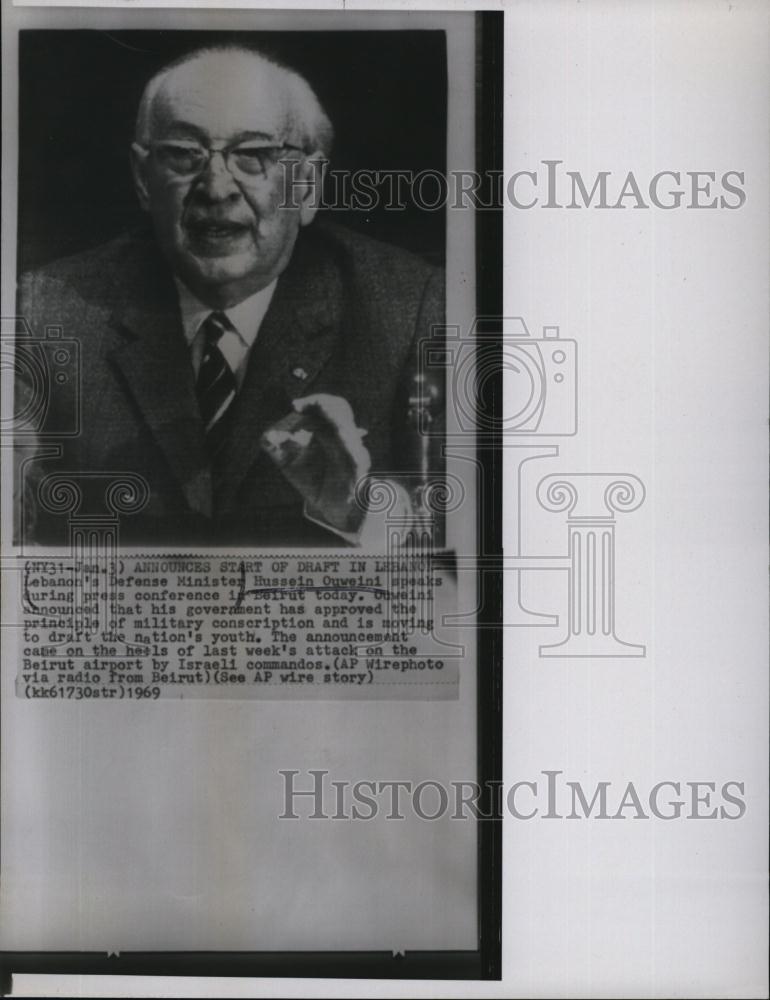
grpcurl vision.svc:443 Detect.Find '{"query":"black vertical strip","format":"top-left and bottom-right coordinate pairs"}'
top-left (475, 10), bottom-right (504, 982)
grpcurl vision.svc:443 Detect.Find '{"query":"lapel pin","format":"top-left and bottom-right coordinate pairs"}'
top-left (291, 366), bottom-right (308, 381)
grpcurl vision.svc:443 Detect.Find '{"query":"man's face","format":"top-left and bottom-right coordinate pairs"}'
top-left (133, 53), bottom-right (317, 307)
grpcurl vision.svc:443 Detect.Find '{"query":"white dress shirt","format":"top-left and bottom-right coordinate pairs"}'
top-left (175, 278), bottom-right (278, 385)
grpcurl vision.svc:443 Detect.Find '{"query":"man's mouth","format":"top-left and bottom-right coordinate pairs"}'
top-left (186, 220), bottom-right (251, 253)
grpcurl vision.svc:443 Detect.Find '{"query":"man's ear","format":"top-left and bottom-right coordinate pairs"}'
top-left (130, 143), bottom-right (151, 212)
top-left (296, 151), bottom-right (328, 227)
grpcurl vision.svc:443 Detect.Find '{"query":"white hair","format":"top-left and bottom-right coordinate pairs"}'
top-left (134, 45), bottom-right (334, 156)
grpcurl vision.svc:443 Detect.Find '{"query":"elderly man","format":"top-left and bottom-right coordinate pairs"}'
top-left (17, 45), bottom-right (444, 546)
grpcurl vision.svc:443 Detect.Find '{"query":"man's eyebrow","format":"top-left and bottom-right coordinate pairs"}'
top-left (231, 130), bottom-right (284, 144)
top-left (157, 122), bottom-right (280, 143)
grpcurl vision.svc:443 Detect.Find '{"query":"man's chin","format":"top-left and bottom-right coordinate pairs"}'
top-left (176, 250), bottom-right (273, 303)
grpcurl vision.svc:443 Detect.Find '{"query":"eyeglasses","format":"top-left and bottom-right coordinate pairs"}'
top-left (139, 139), bottom-right (305, 180)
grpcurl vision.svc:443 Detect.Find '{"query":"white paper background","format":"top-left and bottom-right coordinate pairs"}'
top-left (4, 0), bottom-right (769, 997)
top-left (503, 1), bottom-right (768, 997)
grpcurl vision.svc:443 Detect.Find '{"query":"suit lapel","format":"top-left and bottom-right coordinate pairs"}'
top-left (106, 245), bottom-right (212, 518)
top-left (101, 228), bottom-right (342, 518)
top-left (215, 233), bottom-right (343, 508)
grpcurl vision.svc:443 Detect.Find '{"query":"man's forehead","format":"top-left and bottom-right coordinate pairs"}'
top-left (149, 52), bottom-right (292, 139)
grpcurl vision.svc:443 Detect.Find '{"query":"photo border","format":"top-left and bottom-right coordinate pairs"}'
top-left (0, 9), bottom-right (503, 987)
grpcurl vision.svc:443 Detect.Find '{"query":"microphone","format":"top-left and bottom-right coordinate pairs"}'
top-left (403, 371), bottom-right (444, 546)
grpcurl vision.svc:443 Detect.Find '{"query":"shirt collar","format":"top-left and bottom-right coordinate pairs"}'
top-left (174, 278), bottom-right (278, 348)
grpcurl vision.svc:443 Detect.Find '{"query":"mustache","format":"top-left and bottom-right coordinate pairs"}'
top-left (182, 187), bottom-right (258, 229)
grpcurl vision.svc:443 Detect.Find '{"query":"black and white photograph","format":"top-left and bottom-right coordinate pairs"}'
top-left (14, 28), bottom-right (450, 548)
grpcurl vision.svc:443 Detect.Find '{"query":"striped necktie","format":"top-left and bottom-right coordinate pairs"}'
top-left (196, 311), bottom-right (237, 459)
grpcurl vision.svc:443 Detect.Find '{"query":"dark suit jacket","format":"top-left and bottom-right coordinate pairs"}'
top-left (17, 220), bottom-right (444, 546)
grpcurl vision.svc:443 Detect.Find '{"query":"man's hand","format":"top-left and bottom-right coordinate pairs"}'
top-left (260, 393), bottom-right (371, 534)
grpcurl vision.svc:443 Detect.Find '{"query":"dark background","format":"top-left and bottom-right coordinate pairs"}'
top-left (18, 29), bottom-right (447, 273)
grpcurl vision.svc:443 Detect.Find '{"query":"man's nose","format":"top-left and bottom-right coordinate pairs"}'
top-left (194, 150), bottom-right (241, 201)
